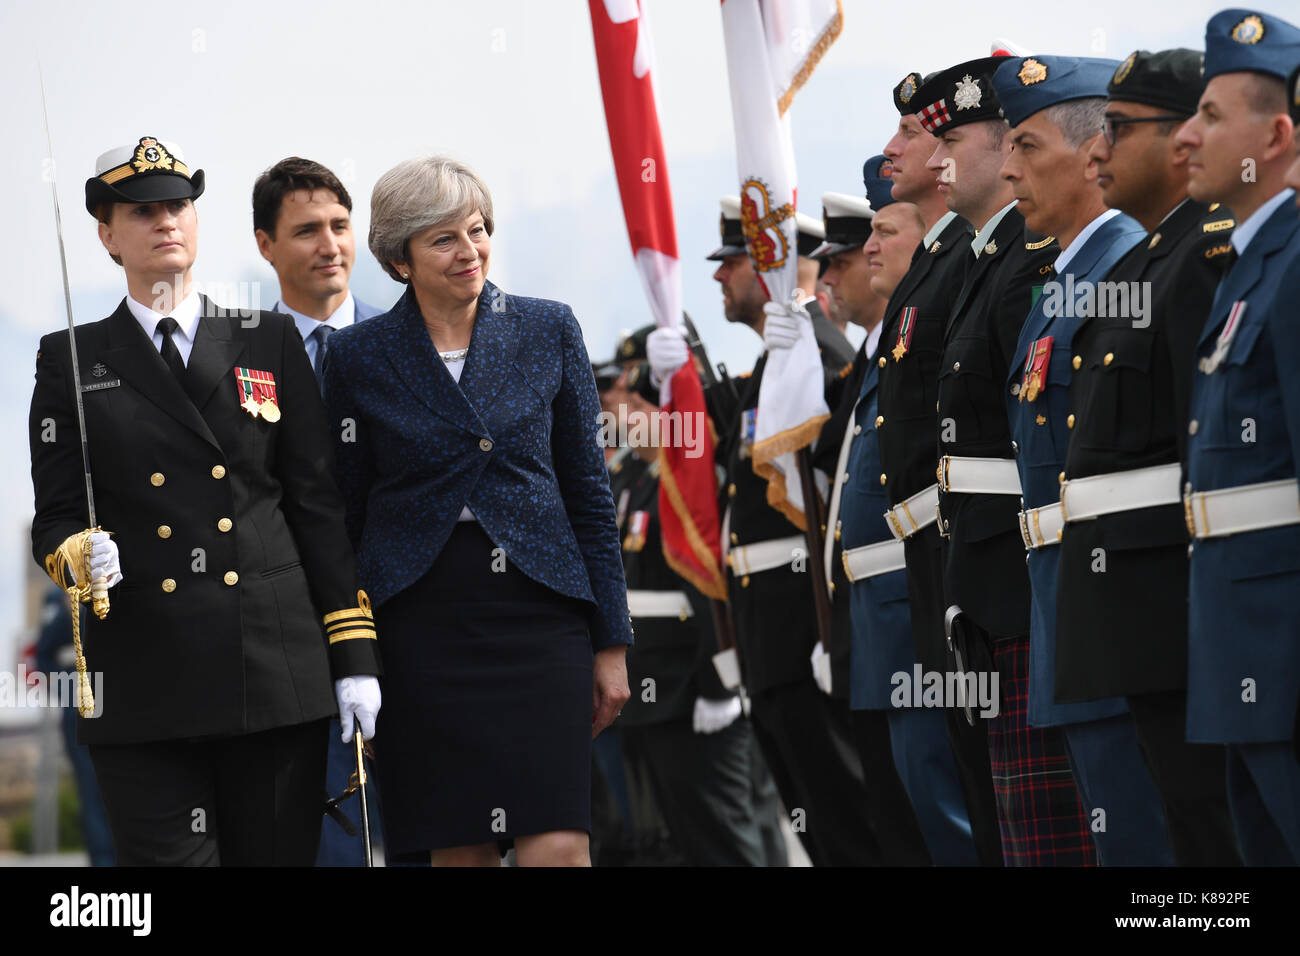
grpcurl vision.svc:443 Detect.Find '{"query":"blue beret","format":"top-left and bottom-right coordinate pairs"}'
top-left (991, 56), bottom-right (1118, 127)
top-left (1204, 9), bottom-right (1300, 82)
top-left (862, 154), bottom-right (897, 211)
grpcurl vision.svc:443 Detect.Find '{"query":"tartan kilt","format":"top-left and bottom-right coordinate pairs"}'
top-left (987, 636), bottom-right (1098, 866)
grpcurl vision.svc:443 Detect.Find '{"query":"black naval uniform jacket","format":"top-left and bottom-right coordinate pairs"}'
top-left (876, 214), bottom-right (974, 670)
top-left (611, 451), bottom-right (734, 725)
top-left (1056, 200), bottom-right (1235, 702)
top-left (29, 297), bottom-right (382, 746)
top-left (708, 302), bottom-right (856, 696)
top-left (937, 207), bottom-right (1058, 638)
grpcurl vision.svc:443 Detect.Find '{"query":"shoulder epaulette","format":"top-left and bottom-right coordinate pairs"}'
top-left (1203, 219), bottom-right (1234, 233)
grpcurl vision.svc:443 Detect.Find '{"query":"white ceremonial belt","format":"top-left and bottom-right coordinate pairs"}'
top-left (841, 539), bottom-right (907, 582)
top-left (626, 590), bottom-right (694, 619)
top-left (1183, 478), bottom-right (1300, 540)
top-left (1018, 502), bottom-right (1064, 550)
top-left (1061, 463), bottom-right (1182, 523)
top-left (727, 535), bottom-right (805, 576)
top-left (936, 456), bottom-right (1022, 496)
top-left (885, 483), bottom-right (940, 541)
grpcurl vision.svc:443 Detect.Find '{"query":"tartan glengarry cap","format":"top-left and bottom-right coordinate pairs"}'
top-left (991, 56), bottom-right (1118, 127)
top-left (862, 154), bottom-right (897, 212)
top-left (84, 135), bottom-right (205, 216)
top-left (908, 56), bottom-right (1012, 134)
top-left (1203, 8), bottom-right (1300, 82)
top-left (1108, 48), bottom-right (1206, 116)
top-left (810, 193), bottom-right (874, 259)
top-left (707, 195), bottom-right (747, 260)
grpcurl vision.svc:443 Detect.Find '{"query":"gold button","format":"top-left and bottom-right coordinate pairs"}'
top-left (479, 438), bottom-right (493, 452)
top-left (875, 415), bottom-right (884, 427)
top-left (880, 474), bottom-right (887, 486)
top-left (1188, 420), bottom-right (1199, 435)
top-left (1011, 383), bottom-right (1021, 396)
top-left (1059, 471), bottom-right (1066, 484)
top-left (730, 532), bottom-right (739, 545)
top-left (953, 361), bottom-right (961, 372)
top-left (878, 356), bottom-right (887, 368)
top-left (150, 472), bottom-right (165, 487)
top-left (835, 527), bottom-right (841, 541)
top-left (741, 575), bottom-right (751, 588)
top-left (217, 518), bottom-right (233, 533)
top-left (1104, 352), bottom-right (1114, 366)
top-left (1072, 355), bottom-right (1081, 370)
top-left (156, 525), bottom-right (172, 539)
top-left (1067, 414), bottom-right (1075, 429)
top-left (224, 571), bottom-right (239, 586)
top-left (728, 483), bottom-right (737, 498)
top-left (828, 581), bottom-right (835, 595)
top-left (161, 578), bottom-right (176, 593)
top-left (211, 465), bottom-right (226, 479)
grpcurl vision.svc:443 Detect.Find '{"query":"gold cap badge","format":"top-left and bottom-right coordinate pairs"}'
top-left (1113, 52), bottom-right (1136, 85)
top-left (1231, 14), bottom-right (1264, 44)
top-left (1018, 58), bottom-right (1048, 86)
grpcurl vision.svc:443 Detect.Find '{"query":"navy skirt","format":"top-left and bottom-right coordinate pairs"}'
top-left (372, 522), bottom-right (594, 860)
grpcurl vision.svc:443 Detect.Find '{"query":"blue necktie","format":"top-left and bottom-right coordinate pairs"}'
top-left (312, 324), bottom-right (334, 393)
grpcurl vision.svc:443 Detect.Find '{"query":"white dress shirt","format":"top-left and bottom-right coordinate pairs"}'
top-left (126, 289), bottom-right (203, 366)
top-left (277, 292), bottom-right (357, 368)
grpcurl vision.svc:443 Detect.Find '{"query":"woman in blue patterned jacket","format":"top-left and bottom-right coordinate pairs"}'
top-left (322, 156), bottom-right (632, 866)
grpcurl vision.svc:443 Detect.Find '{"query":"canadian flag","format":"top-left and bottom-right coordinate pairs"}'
top-left (722, 0), bottom-right (842, 529)
top-left (590, 0), bottom-right (726, 599)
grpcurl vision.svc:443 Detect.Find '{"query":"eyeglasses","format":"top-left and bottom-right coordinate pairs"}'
top-left (1102, 115), bottom-right (1188, 147)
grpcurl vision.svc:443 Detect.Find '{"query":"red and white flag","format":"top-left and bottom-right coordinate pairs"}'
top-left (590, 0), bottom-right (726, 600)
top-left (721, 0), bottom-right (842, 529)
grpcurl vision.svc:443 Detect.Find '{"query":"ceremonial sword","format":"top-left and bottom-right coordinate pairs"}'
top-left (39, 62), bottom-right (109, 718)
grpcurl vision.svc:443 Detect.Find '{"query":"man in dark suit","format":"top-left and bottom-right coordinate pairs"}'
top-left (914, 59), bottom-right (1096, 865)
top-left (877, 73), bottom-right (1001, 865)
top-left (29, 137), bottom-right (381, 866)
top-left (649, 198), bottom-right (879, 866)
top-left (253, 156), bottom-right (385, 867)
top-left (1058, 48), bottom-right (1243, 866)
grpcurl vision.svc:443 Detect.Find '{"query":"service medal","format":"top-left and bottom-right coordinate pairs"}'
top-left (235, 366), bottom-right (280, 420)
top-left (893, 307), bottom-right (917, 362)
top-left (1020, 335), bottom-right (1053, 403)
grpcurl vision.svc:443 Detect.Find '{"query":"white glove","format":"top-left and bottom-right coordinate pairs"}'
top-left (810, 642), bottom-right (833, 695)
top-left (86, 531), bottom-right (122, 589)
top-left (647, 326), bottom-right (690, 386)
top-left (336, 676), bottom-right (382, 742)
top-left (693, 695), bottom-right (742, 734)
top-left (762, 300), bottom-right (805, 351)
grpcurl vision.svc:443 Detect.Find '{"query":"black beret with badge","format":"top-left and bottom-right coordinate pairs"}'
top-left (893, 71), bottom-right (924, 115)
top-left (85, 136), bottom-right (205, 216)
top-left (907, 55), bottom-right (1013, 134)
top-left (1107, 48), bottom-right (1206, 116)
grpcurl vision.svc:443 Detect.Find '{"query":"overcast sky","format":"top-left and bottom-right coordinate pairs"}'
top-left (0, 0), bottom-right (1227, 667)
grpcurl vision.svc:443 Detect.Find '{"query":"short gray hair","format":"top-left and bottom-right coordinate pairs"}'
top-left (1045, 97), bottom-right (1107, 148)
top-left (368, 156), bottom-right (494, 283)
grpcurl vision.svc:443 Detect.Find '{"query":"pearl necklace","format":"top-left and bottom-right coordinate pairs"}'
top-left (439, 348), bottom-right (469, 362)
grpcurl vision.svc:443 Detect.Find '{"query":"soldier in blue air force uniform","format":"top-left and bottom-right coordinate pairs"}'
top-left (991, 55), bottom-right (1174, 866)
top-left (1177, 8), bottom-right (1300, 865)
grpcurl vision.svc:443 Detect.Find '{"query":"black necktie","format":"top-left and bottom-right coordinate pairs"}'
top-left (157, 316), bottom-right (188, 382)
